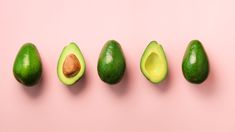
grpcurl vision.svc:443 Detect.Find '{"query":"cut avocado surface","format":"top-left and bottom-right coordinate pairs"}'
top-left (57, 42), bottom-right (86, 85)
top-left (13, 43), bottom-right (42, 86)
top-left (97, 40), bottom-right (126, 84)
top-left (140, 41), bottom-right (168, 83)
top-left (182, 40), bottom-right (209, 84)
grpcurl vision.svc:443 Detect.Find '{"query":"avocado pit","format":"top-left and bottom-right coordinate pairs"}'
top-left (63, 54), bottom-right (81, 78)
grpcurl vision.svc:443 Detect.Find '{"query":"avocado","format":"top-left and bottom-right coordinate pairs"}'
top-left (140, 41), bottom-right (168, 83)
top-left (13, 43), bottom-right (42, 86)
top-left (182, 40), bottom-right (209, 84)
top-left (57, 42), bottom-right (86, 85)
top-left (97, 40), bottom-right (126, 84)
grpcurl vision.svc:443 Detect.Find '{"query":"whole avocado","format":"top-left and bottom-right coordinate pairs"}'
top-left (13, 43), bottom-right (42, 86)
top-left (182, 40), bottom-right (209, 84)
top-left (97, 40), bottom-right (126, 84)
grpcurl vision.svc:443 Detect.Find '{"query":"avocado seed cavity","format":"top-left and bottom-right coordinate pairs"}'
top-left (63, 54), bottom-right (81, 78)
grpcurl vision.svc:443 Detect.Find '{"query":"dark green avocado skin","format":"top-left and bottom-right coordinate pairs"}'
top-left (13, 43), bottom-right (42, 86)
top-left (97, 40), bottom-right (126, 84)
top-left (182, 40), bottom-right (209, 84)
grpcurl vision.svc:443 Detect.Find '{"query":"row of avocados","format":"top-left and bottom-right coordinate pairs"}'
top-left (13, 40), bottom-right (209, 86)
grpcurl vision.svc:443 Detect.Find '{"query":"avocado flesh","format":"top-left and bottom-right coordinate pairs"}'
top-left (182, 40), bottom-right (209, 84)
top-left (97, 40), bottom-right (126, 84)
top-left (13, 43), bottom-right (42, 86)
top-left (140, 41), bottom-right (168, 83)
top-left (57, 42), bottom-right (86, 85)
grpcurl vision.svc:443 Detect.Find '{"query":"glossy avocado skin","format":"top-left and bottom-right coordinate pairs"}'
top-left (97, 40), bottom-right (126, 84)
top-left (13, 43), bottom-right (42, 86)
top-left (182, 40), bottom-right (209, 84)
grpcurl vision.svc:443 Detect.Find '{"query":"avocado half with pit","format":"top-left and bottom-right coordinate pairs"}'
top-left (57, 42), bottom-right (86, 85)
top-left (140, 41), bottom-right (168, 83)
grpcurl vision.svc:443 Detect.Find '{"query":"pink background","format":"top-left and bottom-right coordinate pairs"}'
top-left (0, 0), bottom-right (235, 131)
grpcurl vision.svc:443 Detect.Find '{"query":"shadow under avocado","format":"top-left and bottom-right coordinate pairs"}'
top-left (149, 60), bottom-right (173, 93)
top-left (21, 73), bottom-right (45, 98)
top-left (108, 69), bottom-right (130, 97)
top-left (66, 72), bottom-right (87, 95)
top-left (191, 63), bottom-right (217, 96)
top-left (153, 69), bottom-right (172, 93)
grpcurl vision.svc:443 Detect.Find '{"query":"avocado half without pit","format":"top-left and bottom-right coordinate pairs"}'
top-left (140, 41), bottom-right (168, 84)
top-left (57, 42), bottom-right (86, 85)
top-left (97, 40), bottom-right (126, 84)
top-left (13, 43), bottom-right (42, 86)
top-left (182, 40), bottom-right (209, 84)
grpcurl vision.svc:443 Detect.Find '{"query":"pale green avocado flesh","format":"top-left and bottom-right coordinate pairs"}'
top-left (57, 42), bottom-right (86, 85)
top-left (140, 41), bottom-right (168, 83)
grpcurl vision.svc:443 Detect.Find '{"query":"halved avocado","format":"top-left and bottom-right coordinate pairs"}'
top-left (140, 41), bottom-right (168, 83)
top-left (57, 42), bottom-right (86, 85)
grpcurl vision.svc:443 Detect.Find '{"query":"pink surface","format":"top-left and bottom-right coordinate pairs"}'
top-left (0, 0), bottom-right (235, 131)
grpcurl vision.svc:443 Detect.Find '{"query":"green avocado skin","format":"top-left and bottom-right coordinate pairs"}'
top-left (13, 43), bottom-right (42, 86)
top-left (182, 40), bottom-right (209, 84)
top-left (97, 40), bottom-right (126, 84)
